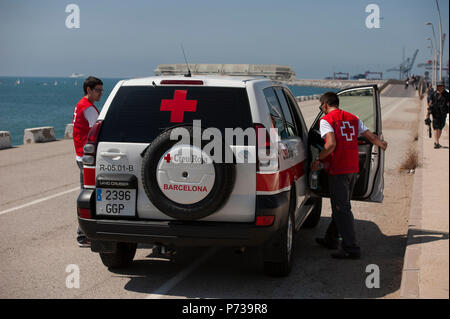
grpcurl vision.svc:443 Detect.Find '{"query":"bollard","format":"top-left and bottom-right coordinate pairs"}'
top-left (65, 123), bottom-right (74, 139)
top-left (0, 131), bottom-right (11, 149)
top-left (24, 127), bottom-right (56, 144)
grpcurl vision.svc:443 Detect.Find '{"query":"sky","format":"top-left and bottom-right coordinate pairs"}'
top-left (0, 0), bottom-right (448, 79)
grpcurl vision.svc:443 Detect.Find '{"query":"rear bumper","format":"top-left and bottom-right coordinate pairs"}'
top-left (77, 189), bottom-right (290, 247)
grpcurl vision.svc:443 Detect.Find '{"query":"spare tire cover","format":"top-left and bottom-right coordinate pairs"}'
top-left (141, 126), bottom-right (236, 220)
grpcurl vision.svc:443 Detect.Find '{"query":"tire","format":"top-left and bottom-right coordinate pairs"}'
top-left (99, 243), bottom-right (137, 269)
top-left (141, 126), bottom-right (236, 220)
top-left (263, 189), bottom-right (296, 277)
top-left (302, 197), bottom-right (322, 228)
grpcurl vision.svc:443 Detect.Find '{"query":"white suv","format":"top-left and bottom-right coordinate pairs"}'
top-left (77, 76), bottom-right (385, 276)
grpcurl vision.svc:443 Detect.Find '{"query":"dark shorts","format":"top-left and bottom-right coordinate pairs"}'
top-left (432, 112), bottom-right (447, 130)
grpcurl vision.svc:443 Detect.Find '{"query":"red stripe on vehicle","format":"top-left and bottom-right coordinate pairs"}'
top-left (256, 161), bottom-right (305, 192)
top-left (83, 166), bottom-right (96, 187)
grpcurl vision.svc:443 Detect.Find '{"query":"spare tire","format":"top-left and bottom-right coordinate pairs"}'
top-left (141, 126), bottom-right (236, 220)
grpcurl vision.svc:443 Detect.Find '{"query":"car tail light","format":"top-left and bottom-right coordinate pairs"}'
top-left (87, 120), bottom-right (103, 144)
top-left (256, 216), bottom-right (275, 226)
top-left (254, 123), bottom-right (271, 171)
top-left (160, 80), bottom-right (204, 85)
top-left (82, 120), bottom-right (103, 166)
top-left (77, 208), bottom-right (92, 219)
top-left (82, 120), bottom-right (103, 188)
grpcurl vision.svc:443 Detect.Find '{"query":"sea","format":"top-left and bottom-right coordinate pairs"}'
top-left (0, 76), bottom-right (337, 146)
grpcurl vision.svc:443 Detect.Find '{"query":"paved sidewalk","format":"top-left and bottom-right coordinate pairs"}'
top-left (400, 97), bottom-right (449, 299)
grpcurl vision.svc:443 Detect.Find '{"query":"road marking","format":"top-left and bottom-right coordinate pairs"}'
top-left (146, 247), bottom-right (218, 299)
top-left (0, 187), bottom-right (80, 216)
top-left (381, 97), bottom-right (411, 120)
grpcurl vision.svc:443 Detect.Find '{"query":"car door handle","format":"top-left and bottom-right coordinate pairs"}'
top-left (100, 152), bottom-right (126, 158)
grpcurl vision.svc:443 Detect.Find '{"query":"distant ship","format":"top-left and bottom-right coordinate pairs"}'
top-left (70, 73), bottom-right (84, 78)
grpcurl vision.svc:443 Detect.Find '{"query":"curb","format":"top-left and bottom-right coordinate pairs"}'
top-left (399, 97), bottom-right (425, 298)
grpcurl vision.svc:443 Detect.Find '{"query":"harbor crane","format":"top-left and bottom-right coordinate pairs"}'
top-left (387, 49), bottom-right (419, 80)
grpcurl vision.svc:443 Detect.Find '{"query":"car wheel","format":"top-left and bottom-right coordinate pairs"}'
top-left (99, 242), bottom-right (137, 269)
top-left (302, 197), bottom-right (322, 228)
top-left (263, 189), bottom-right (295, 277)
top-left (141, 126), bottom-right (236, 220)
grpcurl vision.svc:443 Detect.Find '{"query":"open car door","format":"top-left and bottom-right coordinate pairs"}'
top-left (307, 85), bottom-right (385, 202)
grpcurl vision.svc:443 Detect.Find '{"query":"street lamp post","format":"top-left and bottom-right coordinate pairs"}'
top-left (435, 0), bottom-right (443, 81)
top-left (426, 37), bottom-right (436, 87)
top-left (426, 22), bottom-right (438, 87)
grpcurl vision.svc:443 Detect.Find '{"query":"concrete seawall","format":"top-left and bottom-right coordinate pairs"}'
top-left (0, 131), bottom-right (11, 149)
top-left (295, 94), bottom-right (321, 102)
top-left (23, 127), bottom-right (56, 144)
top-left (0, 124), bottom-right (74, 149)
top-left (287, 78), bottom-right (387, 89)
top-left (65, 124), bottom-right (73, 139)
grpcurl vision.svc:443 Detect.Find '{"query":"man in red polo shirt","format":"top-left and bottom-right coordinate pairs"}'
top-left (73, 76), bottom-right (103, 247)
top-left (313, 92), bottom-right (387, 259)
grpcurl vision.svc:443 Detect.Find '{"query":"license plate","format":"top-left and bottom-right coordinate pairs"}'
top-left (96, 188), bottom-right (136, 216)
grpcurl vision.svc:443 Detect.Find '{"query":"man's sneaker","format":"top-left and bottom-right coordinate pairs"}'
top-left (331, 250), bottom-right (361, 260)
top-left (315, 238), bottom-right (339, 250)
top-left (77, 237), bottom-right (91, 248)
top-left (434, 143), bottom-right (442, 149)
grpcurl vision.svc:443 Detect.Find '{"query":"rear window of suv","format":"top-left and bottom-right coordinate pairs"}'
top-left (98, 86), bottom-right (253, 143)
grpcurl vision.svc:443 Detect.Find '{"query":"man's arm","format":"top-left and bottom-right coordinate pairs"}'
top-left (361, 130), bottom-right (388, 150)
top-left (312, 132), bottom-right (336, 171)
top-left (427, 96), bottom-right (433, 116)
top-left (318, 132), bottom-right (336, 160)
top-left (83, 106), bottom-right (99, 128)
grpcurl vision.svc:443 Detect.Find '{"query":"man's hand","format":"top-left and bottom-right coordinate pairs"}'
top-left (361, 130), bottom-right (387, 151)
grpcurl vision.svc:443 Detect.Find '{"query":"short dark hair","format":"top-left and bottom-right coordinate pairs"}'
top-left (320, 92), bottom-right (339, 107)
top-left (83, 76), bottom-right (103, 94)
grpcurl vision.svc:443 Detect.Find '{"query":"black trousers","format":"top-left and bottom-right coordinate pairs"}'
top-left (76, 160), bottom-right (84, 188)
top-left (324, 173), bottom-right (360, 254)
top-left (76, 161), bottom-right (86, 240)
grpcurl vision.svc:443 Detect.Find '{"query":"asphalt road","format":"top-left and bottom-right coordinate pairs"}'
top-left (0, 85), bottom-right (418, 299)
top-left (381, 83), bottom-right (418, 98)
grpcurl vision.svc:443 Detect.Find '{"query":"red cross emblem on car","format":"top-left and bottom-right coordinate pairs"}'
top-left (160, 90), bottom-right (197, 123)
top-left (163, 153), bottom-right (172, 163)
top-left (340, 121), bottom-right (355, 141)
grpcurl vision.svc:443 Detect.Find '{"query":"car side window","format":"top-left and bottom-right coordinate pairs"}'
top-left (337, 88), bottom-right (375, 132)
top-left (282, 88), bottom-right (304, 136)
top-left (274, 87), bottom-right (298, 137)
top-left (263, 87), bottom-right (289, 139)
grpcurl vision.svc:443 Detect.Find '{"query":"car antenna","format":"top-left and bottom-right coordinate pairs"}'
top-left (181, 44), bottom-right (192, 77)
